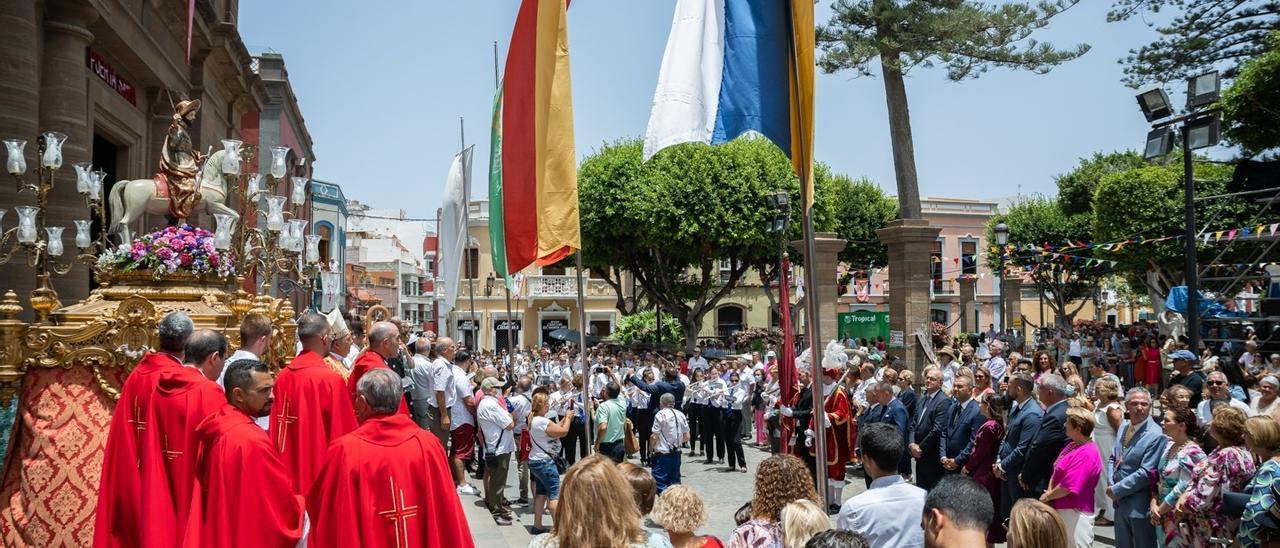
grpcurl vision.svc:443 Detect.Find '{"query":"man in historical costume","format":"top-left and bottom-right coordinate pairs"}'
top-left (324, 308), bottom-right (353, 380)
top-left (94, 311), bottom-right (193, 548)
top-left (182, 360), bottom-right (305, 547)
top-left (306, 368), bottom-right (474, 548)
top-left (138, 329), bottom-right (229, 546)
top-left (810, 342), bottom-right (853, 513)
top-left (158, 99), bottom-right (204, 221)
top-left (348, 321), bottom-right (411, 416)
top-left (781, 366), bottom-right (816, 476)
top-left (272, 312), bottom-right (358, 497)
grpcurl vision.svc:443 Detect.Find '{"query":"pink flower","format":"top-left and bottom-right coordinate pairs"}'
top-left (155, 247), bottom-right (173, 259)
top-left (179, 253), bottom-right (192, 266)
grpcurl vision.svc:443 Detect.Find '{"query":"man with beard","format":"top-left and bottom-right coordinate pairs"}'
top-left (183, 360), bottom-right (305, 546)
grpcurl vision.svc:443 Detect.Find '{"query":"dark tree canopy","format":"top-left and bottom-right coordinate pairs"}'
top-left (830, 175), bottom-right (898, 266)
top-left (1110, 0), bottom-right (1279, 86)
top-left (1220, 31), bottom-right (1280, 154)
top-left (1054, 151), bottom-right (1146, 217)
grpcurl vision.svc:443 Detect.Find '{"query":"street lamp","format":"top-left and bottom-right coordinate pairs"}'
top-left (994, 222), bottom-right (1009, 335)
top-left (1133, 70), bottom-right (1221, 354)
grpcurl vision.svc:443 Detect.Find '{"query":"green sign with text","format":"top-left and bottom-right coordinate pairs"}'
top-left (838, 311), bottom-right (889, 343)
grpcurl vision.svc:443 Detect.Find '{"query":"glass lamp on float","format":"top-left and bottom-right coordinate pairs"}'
top-left (290, 177), bottom-right (308, 207)
top-left (265, 196), bottom-right (287, 232)
top-left (15, 206), bottom-right (38, 244)
top-left (221, 140), bottom-right (242, 176)
top-left (73, 220), bottom-right (92, 249)
top-left (4, 139), bottom-right (26, 177)
top-left (214, 214), bottom-right (235, 251)
top-left (40, 132), bottom-right (66, 170)
top-left (269, 146), bottom-right (290, 180)
top-left (44, 227), bottom-right (64, 258)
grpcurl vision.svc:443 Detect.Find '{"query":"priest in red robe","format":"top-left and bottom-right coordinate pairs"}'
top-left (271, 311), bottom-right (357, 496)
top-left (138, 329), bottom-right (229, 546)
top-left (94, 311), bottom-right (193, 548)
top-left (346, 320), bottom-right (409, 416)
top-left (183, 359), bottom-right (305, 547)
top-left (307, 368), bottom-right (473, 548)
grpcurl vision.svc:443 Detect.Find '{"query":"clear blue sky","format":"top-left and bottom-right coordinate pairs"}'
top-left (239, 1), bottom-right (1168, 222)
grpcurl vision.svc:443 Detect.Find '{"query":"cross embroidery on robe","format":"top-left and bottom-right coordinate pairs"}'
top-left (377, 477), bottom-right (417, 548)
top-left (161, 434), bottom-right (183, 462)
top-left (129, 397), bottom-right (147, 468)
top-left (275, 399), bottom-right (298, 453)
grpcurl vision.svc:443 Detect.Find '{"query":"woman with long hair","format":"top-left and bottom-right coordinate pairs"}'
top-left (727, 454), bottom-right (820, 548)
top-left (1007, 499), bottom-right (1069, 548)
top-left (779, 499), bottom-right (831, 548)
top-left (974, 365), bottom-right (995, 398)
top-left (1033, 351), bottom-right (1054, 382)
top-left (1178, 406), bottom-right (1257, 544)
top-left (1151, 403), bottom-right (1206, 548)
top-left (1091, 378), bottom-right (1123, 527)
top-left (530, 454), bottom-right (670, 548)
top-left (653, 485), bottom-right (723, 548)
top-left (1238, 416), bottom-right (1280, 547)
top-left (528, 391), bottom-right (575, 534)
top-left (963, 392), bottom-right (1007, 545)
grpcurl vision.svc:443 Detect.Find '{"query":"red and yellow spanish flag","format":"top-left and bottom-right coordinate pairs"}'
top-left (498, 0), bottom-right (578, 276)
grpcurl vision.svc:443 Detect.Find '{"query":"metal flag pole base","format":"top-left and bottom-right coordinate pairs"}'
top-left (576, 251), bottom-right (594, 454)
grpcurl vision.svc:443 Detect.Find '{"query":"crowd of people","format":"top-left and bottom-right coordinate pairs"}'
top-left (92, 306), bottom-right (1280, 548)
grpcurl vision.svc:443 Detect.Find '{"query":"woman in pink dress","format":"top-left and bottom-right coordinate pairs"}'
top-left (1039, 407), bottom-right (1103, 548)
top-left (963, 392), bottom-right (1007, 545)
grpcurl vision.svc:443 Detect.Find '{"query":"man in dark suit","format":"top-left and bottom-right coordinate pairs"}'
top-left (631, 366), bottom-right (687, 413)
top-left (910, 366), bottom-right (953, 490)
top-left (782, 368), bottom-right (816, 477)
top-left (940, 374), bottom-right (985, 475)
top-left (859, 381), bottom-right (909, 487)
top-left (1018, 373), bottom-right (1069, 500)
top-left (995, 373), bottom-right (1042, 522)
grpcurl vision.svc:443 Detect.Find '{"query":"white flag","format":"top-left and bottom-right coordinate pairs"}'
top-left (642, 0), bottom-right (725, 160)
top-left (438, 147), bottom-right (474, 322)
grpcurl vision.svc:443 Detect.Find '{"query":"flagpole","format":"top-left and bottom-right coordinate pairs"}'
top-left (786, 0), bottom-right (828, 497)
top-left (461, 117), bottom-right (478, 350)
top-left (494, 41), bottom-right (517, 356)
top-left (576, 251), bottom-right (593, 454)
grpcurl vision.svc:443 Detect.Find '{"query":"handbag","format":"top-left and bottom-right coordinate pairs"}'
top-left (532, 434), bottom-right (569, 474)
top-left (624, 418), bottom-right (640, 456)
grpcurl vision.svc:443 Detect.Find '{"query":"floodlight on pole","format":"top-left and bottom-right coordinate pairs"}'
top-left (1186, 115), bottom-right (1221, 150)
top-left (1136, 88), bottom-right (1174, 122)
top-left (1143, 127), bottom-right (1176, 160)
top-left (1186, 71), bottom-right (1220, 110)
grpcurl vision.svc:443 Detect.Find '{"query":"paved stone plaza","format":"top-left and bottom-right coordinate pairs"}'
top-left (463, 443), bottom-right (1119, 547)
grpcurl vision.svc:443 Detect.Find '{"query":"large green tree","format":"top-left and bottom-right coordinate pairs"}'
top-left (830, 175), bottom-right (898, 266)
top-left (1220, 31), bottom-right (1280, 154)
top-left (1055, 151), bottom-right (1146, 217)
top-left (578, 138), bottom-right (836, 349)
top-left (986, 196), bottom-right (1098, 330)
top-left (817, 0), bottom-right (1089, 219)
top-left (1092, 159), bottom-right (1265, 309)
top-left (1110, 0), bottom-right (1279, 86)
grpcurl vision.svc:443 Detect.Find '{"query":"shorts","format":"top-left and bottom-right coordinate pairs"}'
top-left (529, 458), bottom-right (561, 500)
top-left (449, 423), bottom-right (476, 461)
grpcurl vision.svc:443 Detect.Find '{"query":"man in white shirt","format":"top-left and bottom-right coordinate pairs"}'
top-left (407, 338), bottom-right (435, 430)
top-left (986, 341), bottom-right (1008, 383)
top-left (687, 348), bottom-right (709, 373)
top-left (223, 312), bottom-right (272, 430)
top-left (424, 337), bottom-right (458, 447)
top-left (449, 350), bottom-right (479, 496)
top-left (1241, 340), bottom-right (1260, 376)
top-left (1196, 370), bottom-right (1251, 426)
top-left (507, 376), bottom-right (534, 504)
top-left (650, 393), bottom-right (689, 493)
top-left (475, 377), bottom-right (515, 525)
top-left (839, 422), bottom-right (926, 548)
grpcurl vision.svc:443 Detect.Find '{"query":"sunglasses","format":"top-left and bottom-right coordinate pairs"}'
top-left (1207, 380), bottom-right (1226, 386)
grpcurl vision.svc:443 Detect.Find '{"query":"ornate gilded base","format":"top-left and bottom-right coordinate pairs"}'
top-left (0, 273), bottom-right (296, 404)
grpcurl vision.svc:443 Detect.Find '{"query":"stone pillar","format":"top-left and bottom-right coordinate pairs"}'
top-left (877, 219), bottom-right (941, 374)
top-left (959, 275), bottom-right (976, 334)
top-left (38, 0), bottom-right (98, 307)
top-left (0, 0), bottom-right (43, 319)
top-left (791, 232), bottom-right (847, 349)
top-left (1002, 275), bottom-right (1022, 333)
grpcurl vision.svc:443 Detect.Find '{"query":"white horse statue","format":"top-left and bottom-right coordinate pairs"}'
top-left (107, 149), bottom-right (240, 243)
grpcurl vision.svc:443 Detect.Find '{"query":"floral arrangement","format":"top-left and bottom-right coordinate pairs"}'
top-left (97, 224), bottom-right (235, 277)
